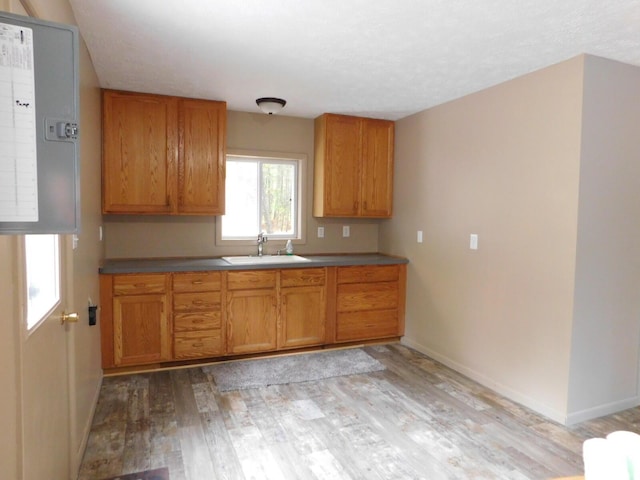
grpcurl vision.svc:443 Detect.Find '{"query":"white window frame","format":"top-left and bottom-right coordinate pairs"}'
top-left (21, 233), bottom-right (61, 334)
top-left (216, 149), bottom-right (307, 247)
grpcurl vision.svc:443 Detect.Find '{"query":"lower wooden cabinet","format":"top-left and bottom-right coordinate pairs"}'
top-left (100, 262), bottom-right (406, 370)
top-left (279, 268), bottom-right (326, 349)
top-left (108, 274), bottom-right (171, 367)
top-left (172, 272), bottom-right (224, 359)
top-left (335, 265), bottom-right (405, 342)
top-left (226, 270), bottom-right (278, 354)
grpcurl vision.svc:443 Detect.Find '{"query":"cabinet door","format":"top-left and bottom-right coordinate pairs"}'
top-left (178, 99), bottom-right (226, 214)
top-left (280, 286), bottom-right (326, 349)
top-left (227, 289), bottom-right (277, 354)
top-left (316, 114), bottom-right (361, 216)
top-left (361, 119), bottom-right (394, 217)
top-left (113, 294), bottom-right (170, 366)
top-left (102, 90), bottom-right (178, 214)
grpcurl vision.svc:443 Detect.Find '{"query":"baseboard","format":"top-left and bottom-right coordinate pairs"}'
top-left (71, 374), bottom-right (103, 476)
top-left (400, 337), bottom-right (568, 424)
top-left (565, 395), bottom-right (640, 426)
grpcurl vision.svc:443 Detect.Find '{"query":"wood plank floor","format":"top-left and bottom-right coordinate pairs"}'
top-left (78, 344), bottom-right (640, 479)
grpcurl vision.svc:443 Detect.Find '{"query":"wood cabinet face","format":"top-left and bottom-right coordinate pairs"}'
top-left (280, 286), bottom-right (326, 349)
top-left (102, 91), bottom-right (178, 214)
top-left (314, 113), bottom-right (394, 218)
top-left (102, 89), bottom-right (226, 215)
top-left (227, 289), bottom-right (278, 354)
top-left (322, 115), bottom-right (361, 216)
top-left (335, 264), bottom-right (404, 342)
top-left (361, 119), bottom-right (394, 217)
top-left (113, 293), bottom-right (171, 366)
top-left (178, 99), bottom-right (226, 214)
top-left (172, 272), bottom-right (224, 360)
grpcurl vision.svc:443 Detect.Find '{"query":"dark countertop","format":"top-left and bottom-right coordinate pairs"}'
top-left (99, 253), bottom-right (408, 274)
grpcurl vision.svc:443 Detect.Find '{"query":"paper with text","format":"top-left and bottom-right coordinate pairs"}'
top-left (0, 22), bottom-right (38, 222)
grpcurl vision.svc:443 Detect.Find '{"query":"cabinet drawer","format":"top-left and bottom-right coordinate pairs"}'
top-left (337, 265), bottom-right (399, 284)
top-left (174, 331), bottom-right (223, 359)
top-left (173, 292), bottom-right (221, 312)
top-left (227, 270), bottom-right (277, 290)
top-left (336, 310), bottom-right (399, 342)
top-left (174, 312), bottom-right (221, 332)
top-left (337, 282), bottom-right (399, 312)
top-left (173, 271), bottom-right (221, 292)
top-left (281, 268), bottom-right (326, 288)
top-left (113, 274), bottom-right (167, 295)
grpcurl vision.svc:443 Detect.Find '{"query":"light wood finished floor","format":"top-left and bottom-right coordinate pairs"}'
top-left (78, 344), bottom-right (640, 479)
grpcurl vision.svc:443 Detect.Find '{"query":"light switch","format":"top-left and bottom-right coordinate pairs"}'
top-left (342, 225), bottom-right (350, 237)
top-left (317, 226), bottom-right (325, 238)
top-left (470, 234), bottom-right (478, 250)
top-left (417, 230), bottom-right (423, 243)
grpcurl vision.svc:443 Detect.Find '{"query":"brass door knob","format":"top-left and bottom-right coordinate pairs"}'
top-left (60, 311), bottom-right (79, 325)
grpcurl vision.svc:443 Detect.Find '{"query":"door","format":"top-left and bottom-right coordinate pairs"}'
top-left (19, 234), bottom-right (76, 480)
top-left (227, 289), bottom-right (278, 354)
top-left (280, 286), bottom-right (326, 348)
top-left (323, 114), bottom-right (361, 216)
top-left (361, 119), bottom-right (394, 217)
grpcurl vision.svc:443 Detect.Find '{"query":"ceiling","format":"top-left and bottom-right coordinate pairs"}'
top-left (68, 0), bottom-right (640, 120)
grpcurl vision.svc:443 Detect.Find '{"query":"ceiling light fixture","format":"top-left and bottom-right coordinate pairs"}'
top-left (256, 97), bottom-right (286, 115)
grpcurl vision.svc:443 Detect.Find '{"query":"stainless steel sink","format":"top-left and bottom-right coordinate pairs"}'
top-left (222, 255), bottom-right (311, 265)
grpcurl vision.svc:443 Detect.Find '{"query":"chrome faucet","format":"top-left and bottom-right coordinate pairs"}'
top-left (257, 232), bottom-right (268, 256)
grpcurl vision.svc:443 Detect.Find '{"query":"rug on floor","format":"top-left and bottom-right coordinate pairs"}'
top-left (100, 467), bottom-right (169, 480)
top-left (203, 348), bottom-right (385, 391)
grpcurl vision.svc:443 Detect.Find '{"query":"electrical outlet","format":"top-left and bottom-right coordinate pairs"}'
top-left (417, 230), bottom-right (423, 243)
top-left (470, 234), bottom-right (478, 250)
top-left (317, 226), bottom-right (325, 238)
top-left (72, 234), bottom-right (79, 250)
top-left (342, 225), bottom-right (350, 237)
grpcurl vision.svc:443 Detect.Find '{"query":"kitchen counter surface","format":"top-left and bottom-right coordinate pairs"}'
top-left (99, 253), bottom-right (408, 274)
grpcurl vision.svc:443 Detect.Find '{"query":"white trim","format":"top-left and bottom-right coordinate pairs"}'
top-left (71, 374), bottom-right (103, 477)
top-left (400, 337), bottom-right (568, 425)
top-left (565, 396), bottom-right (640, 426)
top-left (216, 148), bottom-right (307, 247)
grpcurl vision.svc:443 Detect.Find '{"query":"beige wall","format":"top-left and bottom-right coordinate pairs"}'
top-left (380, 57), bottom-right (586, 421)
top-left (0, 0), bottom-right (104, 477)
top-left (567, 56), bottom-right (640, 422)
top-left (381, 54), bottom-right (640, 424)
top-left (104, 111), bottom-right (380, 258)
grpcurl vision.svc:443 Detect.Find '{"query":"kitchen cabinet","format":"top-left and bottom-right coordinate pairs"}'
top-left (107, 274), bottom-right (171, 367)
top-left (172, 272), bottom-right (224, 359)
top-left (279, 268), bottom-right (326, 349)
top-left (226, 270), bottom-right (278, 354)
top-left (102, 89), bottom-right (226, 215)
top-left (313, 113), bottom-right (394, 218)
top-left (335, 264), bottom-right (405, 342)
top-left (99, 259), bottom-right (406, 371)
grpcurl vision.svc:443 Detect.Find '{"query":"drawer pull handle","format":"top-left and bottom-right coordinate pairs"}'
top-left (192, 280), bottom-right (203, 285)
top-left (193, 343), bottom-right (204, 348)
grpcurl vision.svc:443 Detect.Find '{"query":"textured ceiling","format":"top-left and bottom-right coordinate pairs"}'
top-left (68, 0), bottom-right (640, 120)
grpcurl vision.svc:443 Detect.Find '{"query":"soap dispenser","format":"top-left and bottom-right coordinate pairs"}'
top-left (285, 239), bottom-right (294, 255)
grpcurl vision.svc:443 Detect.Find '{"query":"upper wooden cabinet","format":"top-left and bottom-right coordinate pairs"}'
top-left (313, 113), bottom-right (394, 218)
top-left (102, 89), bottom-right (226, 215)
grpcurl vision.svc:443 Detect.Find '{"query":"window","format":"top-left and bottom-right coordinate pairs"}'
top-left (219, 151), bottom-right (304, 241)
top-left (24, 234), bottom-right (60, 330)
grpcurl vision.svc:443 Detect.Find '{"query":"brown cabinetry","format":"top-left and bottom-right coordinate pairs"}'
top-left (279, 268), bottom-right (326, 349)
top-left (102, 89), bottom-right (226, 215)
top-left (314, 113), bottom-right (394, 218)
top-left (172, 272), bottom-right (224, 359)
top-left (99, 261), bottom-right (406, 371)
top-left (335, 265), bottom-right (405, 342)
top-left (107, 274), bottom-right (171, 367)
top-left (226, 270), bottom-right (278, 354)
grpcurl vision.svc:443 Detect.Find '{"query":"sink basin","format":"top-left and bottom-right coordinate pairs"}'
top-left (222, 255), bottom-right (311, 265)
